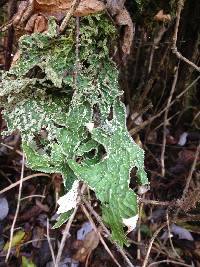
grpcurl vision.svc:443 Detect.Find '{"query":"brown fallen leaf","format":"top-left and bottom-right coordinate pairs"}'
top-left (25, 14), bottom-right (48, 32)
top-left (115, 8), bottom-right (134, 55)
top-left (11, 0), bottom-right (105, 35)
top-left (154, 9), bottom-right (171, 23)
top-left (73, 229), bottom-right (100, 262)
top-left (34, 0), bottom-right (105, 17)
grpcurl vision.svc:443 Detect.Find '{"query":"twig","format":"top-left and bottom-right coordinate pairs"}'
top-left (175, 144), bottom-right (200, 217)
top-left (172, 0), bottom-right (200, 72)
top-left (136, 44), bottom-right (170, 112)
top-left (55, 183), bottom-right (86, 266)
top-left (5, 154), bottom-right (25, 262)
top-left (81, 204), bottom-right (122, 267)
top-left (0, 173), bottom-right (50, 195)
top-left (47, 218), bottom-right (56, 266)
top-left (154, 111), bottom-right (180, 131)
top-left (55, 206), bottom-right (79, 267)
top-left (59, 0), bottom-right (81, 33)
top-left (129, 75), bottom-right (200, 135)
top-left (0, 143), bottom-right (24, 156)
top-left (166, 212), bottom-right (181, 259)
top-left (148, 26), bottom-right (168, 74)
top-left (142, 210), bottom-right (200, 267)
top-left (139, 198), bottom-right (172, 206)
top-left (82, 197), bottom-right (135, 267)
top-left (148, 259), bottom-right (192, 267)
top-left (137, 202), bottom-right (143, 260)
top-left (20, 195), bottom-right (45, 201)
top-left (142, 223), bottom-right (167, 267)
top-left (161, 65), bottom-right (179, 177)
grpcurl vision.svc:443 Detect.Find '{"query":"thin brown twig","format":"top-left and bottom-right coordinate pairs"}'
top-left (139, 198), bottom-right (172, 206)
top-left (0, 143), bottom-right (24, 156)
top-left (130, 75), bottom-right (200, 135)
top-left (161, 65), bottom-right (179, 177)
top-left (148, 26), bottom-right (168, 74)
top-left (47, 218), bottom-right (56, 266)
top-left (172, 0), bottom-right (200, 72)
top-left (141, 211), bottom-right (200, 267)
top-left (137, 202), bottom-right (143, 260)
top-left (142, 223), bottom-right (167, 267)
top-left (59, 0), bottom-right (81, 33)
top-left (81, 204), bottom-right (122, 267)
top-left (82, 197), bottom-right (135, 267)
top-left (175, 144), bottom-right (200, 217)
top-left (136, 43), bottom-right (170, 112)
top-left (5, 154), bottom-right (25, 262)
top-left (166, 212), bottom-right (181, 259)
top-left (148, 259), bottom-right (192, 267)
top-left (55, 206), bottom-right (79, 267)
top-left (20, 194), bottom-right (45, 201)
top-left (0, 173), bottom-right (50, 195)
top-left (55, 183), bottom-right (86, 266)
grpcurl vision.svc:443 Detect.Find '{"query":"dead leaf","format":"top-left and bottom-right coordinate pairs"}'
top-left (12, 0), bottom-right (106, 34)
top-left (34, 0), bottom-right (105, 17)
top-left (106, 0), bottom-right (126, 16)
top-left (115, 8), bottom-right (134, 55)
top-left (25, 14), bottom-right (48, 33)
top-left (154, 10), bottom-right (171, 23)
top-left (3, 230), bottom-right (26, 251)
top-left (22, 256), bottom-right (37, 267)
top-left (73, 229), bottom-right (100, 262)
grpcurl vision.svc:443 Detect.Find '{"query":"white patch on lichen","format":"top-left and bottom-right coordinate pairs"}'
top-left (57, 180), bottom-right (79, 214)
top-left (122, 214), bottom-right (139, 233)
top-left (85, 122), bottom-right (94, 132)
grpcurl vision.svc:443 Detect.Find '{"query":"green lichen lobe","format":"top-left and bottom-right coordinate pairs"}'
top-left (0, 14), bottom-right (148, 246)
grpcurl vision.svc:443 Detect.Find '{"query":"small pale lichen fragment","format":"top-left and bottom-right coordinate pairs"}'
top-left (85, 122), bottom-right (94, 132)
top-left (57, 180), bottom-right (79, 214)
top-left (122, 214), bottom-right (139, 233)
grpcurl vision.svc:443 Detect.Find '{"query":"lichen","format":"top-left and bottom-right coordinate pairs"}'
top-left (0, 14), bottom-right (148, 246)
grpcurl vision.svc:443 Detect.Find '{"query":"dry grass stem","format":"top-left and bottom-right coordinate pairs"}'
top-left (5, 153), bottom-right (25, 262)
top-left (161, 65), bottom-right (179, 176)
top-left (0, 173), bottom-right (50, 195)
top-left (81, 204), bottom-right (122, 267)
top-left (47, 218), bottom-right (56, 266)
